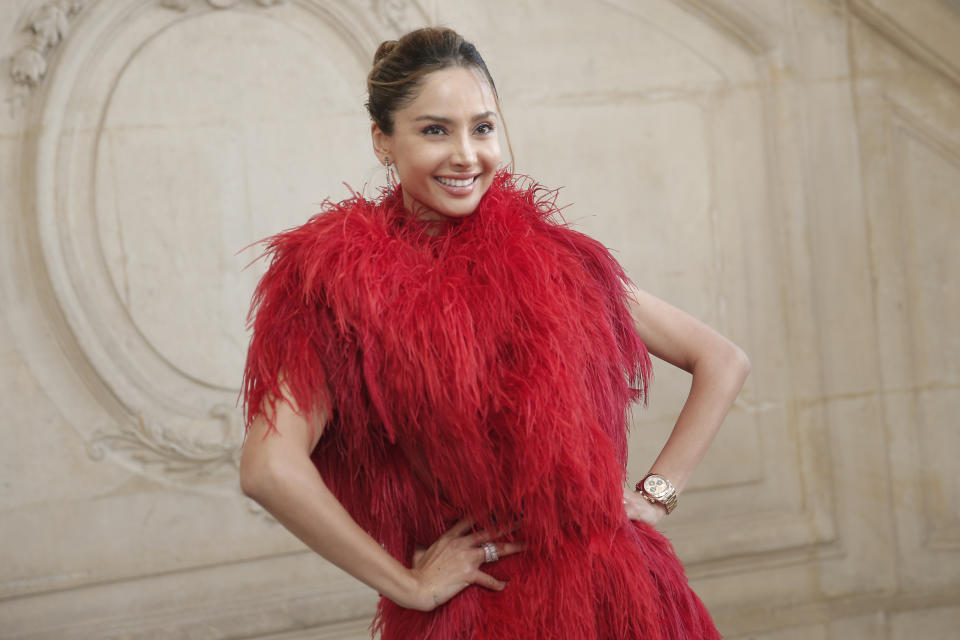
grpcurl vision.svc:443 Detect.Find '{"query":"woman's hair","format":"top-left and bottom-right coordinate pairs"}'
top-left (366, 27), bottom-right (511, 159)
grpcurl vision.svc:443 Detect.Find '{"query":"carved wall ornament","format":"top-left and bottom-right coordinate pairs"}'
top-left (6, 0), bottom-right (85, 114)
top-left (374, 0), bottom-right (422, 35)
top-left (160, 0), bottom-right (286, 10)
top-left (87, 404), bottom-right (243, 481)
top-left (87, 409), bottom-right (273, 519)
top-left (19, 0), bottom-right (380, 499)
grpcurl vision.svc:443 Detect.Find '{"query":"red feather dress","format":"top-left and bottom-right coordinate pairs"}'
top-left (243, 172), bottom-right (721, 639)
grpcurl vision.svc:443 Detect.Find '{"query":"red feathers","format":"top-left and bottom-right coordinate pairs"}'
top-left (242, 173), bottom-right (719, 639)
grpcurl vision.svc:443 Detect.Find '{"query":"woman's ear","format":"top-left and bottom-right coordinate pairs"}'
top-left (371, 123), bottom-right (391, 165)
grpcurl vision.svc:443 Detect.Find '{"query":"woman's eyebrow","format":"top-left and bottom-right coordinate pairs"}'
top-left (414, 115), bottom-right (453, 124)
top-left (413, 111), bottom-right (498, 124)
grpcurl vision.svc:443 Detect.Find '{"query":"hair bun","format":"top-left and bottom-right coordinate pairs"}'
top-left (373, 40), bottom-right (398, 65)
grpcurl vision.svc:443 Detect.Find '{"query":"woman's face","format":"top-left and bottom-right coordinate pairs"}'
top-left (373, 66), bottom-right (502, 221)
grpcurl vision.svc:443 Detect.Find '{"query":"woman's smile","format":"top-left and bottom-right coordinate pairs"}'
top-left (435, 175), bottom-right (478, 189)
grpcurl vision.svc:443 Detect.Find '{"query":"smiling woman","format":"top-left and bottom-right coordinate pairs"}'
top-left (239, 26), bottom-right (748, 640)
top-left (371, 66), bottom-right (502, 220)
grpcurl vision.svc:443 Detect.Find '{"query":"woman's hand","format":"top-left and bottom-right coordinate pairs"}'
top-left (405, 518), bottom-right (524, 611)
top-left (623, 487), bottom-right (666, 527)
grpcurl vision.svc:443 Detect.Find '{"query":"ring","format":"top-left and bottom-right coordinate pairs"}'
top-left (482, 541), bottom-right (499, 563)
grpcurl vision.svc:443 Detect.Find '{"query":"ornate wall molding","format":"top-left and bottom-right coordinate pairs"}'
top-left (6, 0), bottom-right (85, 115)
top-left (21, 0), bottom-right (390, 489)
top-left (373, 0), bottom-right (424, 35)
top-left (87, 404), bottom-right (241, 479)
top-left (850, 0), bottom-right (960, 91)
top-left (160, 0), bottom-right (285, 11)
top-left (851, 36), bottom-right (960, 594)
top-left (669, 0), bottom-right (774, 54)
top-left (885, 102), bottom-right (960, 552)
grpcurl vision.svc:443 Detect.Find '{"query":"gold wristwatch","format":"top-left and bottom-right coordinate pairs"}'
top-left (636, 473), bottom-right (678, 514)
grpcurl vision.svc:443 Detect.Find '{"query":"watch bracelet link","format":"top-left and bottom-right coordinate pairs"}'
top-left (637, 490), bottom-right (678, 514)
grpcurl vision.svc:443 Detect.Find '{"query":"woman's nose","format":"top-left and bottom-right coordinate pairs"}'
top-left (451, 135), bottom-right (478, 167)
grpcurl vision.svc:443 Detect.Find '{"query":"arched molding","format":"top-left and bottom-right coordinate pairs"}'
top-left (21, 0), bottom-right (425, 488)
top-left (669, 0), bottom-right (776, 55)
top-left (160, 0), bottom-right (286, 10)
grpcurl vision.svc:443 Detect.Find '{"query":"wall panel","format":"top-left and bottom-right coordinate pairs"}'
top-left (1, 0), bottom-right (958, 637)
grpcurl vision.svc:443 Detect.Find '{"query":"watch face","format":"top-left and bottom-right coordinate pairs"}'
top-left (643, 475), bottom-right (669, 498)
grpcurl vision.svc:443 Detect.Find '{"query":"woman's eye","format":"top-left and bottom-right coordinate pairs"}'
top-left (422, 124), bottom-right (445, 135)
top-left (475, 122), bottom-right (495, 135)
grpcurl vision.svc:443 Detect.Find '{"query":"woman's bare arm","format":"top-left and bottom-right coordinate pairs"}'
top-left (240, 391), bottom-right (521, 610)
top-left (622, 285), bottom-right (751, 525)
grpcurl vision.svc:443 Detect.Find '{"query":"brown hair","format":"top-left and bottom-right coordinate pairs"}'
top-left (366, 27), bottom-right (512, 159)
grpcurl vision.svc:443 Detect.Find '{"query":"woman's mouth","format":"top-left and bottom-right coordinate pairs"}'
top-left (435, 175), bottom-right (478, 188)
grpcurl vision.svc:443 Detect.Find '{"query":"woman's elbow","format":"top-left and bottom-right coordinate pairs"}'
top-left (239, 443), bottom-right (279, 502)
top-left (727, 343), bottom-right (751, 386)
top-left (721, 341), bottom-right (750, 390)
top-left (698, 340), bottom-right (750, 386)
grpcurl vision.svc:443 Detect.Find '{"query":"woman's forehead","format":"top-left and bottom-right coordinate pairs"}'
top-left (399, 67), bottom-right (498, 119)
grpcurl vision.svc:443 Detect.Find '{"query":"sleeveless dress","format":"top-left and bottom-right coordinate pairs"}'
top-left (242, 172), bottom-right (721, 639)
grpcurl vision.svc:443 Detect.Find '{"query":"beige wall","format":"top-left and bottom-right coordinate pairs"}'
top-left (1, 0), bottom-right (958, 638)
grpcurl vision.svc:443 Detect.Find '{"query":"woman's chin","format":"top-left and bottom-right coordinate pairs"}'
top-left (402, 178), bottom-right (495, 221)
top-left (407, 196), bottom-right (483, 221)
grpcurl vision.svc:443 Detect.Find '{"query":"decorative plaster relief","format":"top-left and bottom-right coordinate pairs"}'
top-left (87, 404), bottom-right (242, 478)
top-left (160, 0), bottom-right (285, 10)
top-left (157, 0), bottom-right (427, 33)
top-left (374, 0), bottom-right (423, 35)
top-left (6, 0), bottom-right (85, 115)
top-left (27, 1), bottom-right (382, 489)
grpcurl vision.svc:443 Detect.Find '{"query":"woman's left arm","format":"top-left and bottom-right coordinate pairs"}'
top-left (623, 284), bottom-right (751, 526)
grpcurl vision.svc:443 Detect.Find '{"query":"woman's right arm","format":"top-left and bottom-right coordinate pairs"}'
top-left (239, 390), bottom-right (517, 610)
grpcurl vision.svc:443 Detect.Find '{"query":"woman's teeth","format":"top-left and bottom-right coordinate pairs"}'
top-left (435, 176), bottom-right (475, 187)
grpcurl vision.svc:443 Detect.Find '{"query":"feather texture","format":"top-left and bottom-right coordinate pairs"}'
top-left (242, 172), bottom-right (720, 639)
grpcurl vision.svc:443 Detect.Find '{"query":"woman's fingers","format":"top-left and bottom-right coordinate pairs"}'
top-left (474, 540), bottom-right (525, 565)
top-left (477, 542), bottom-right (526, 564)
top-left (472, 521), bottom-right (521, 544)
top-left (413, 518), bottom-right (526, 606)
top-left (471, 570), bottom-right (507, 591)
top-left (473, 529), bottom-right (493, 544)
top-left (446, 517), bottom-right (475, 538)
top-left (410, 532), bottom-right (525, 609)
top-left (495, 541), bottom-right (524, 558)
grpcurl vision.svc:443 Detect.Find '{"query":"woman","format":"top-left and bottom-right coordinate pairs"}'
top-left (240, 27), bottom-right (749, 639)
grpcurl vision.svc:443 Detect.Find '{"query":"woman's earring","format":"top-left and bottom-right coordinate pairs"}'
top-left (384, 156), bottom-right (394, 189)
